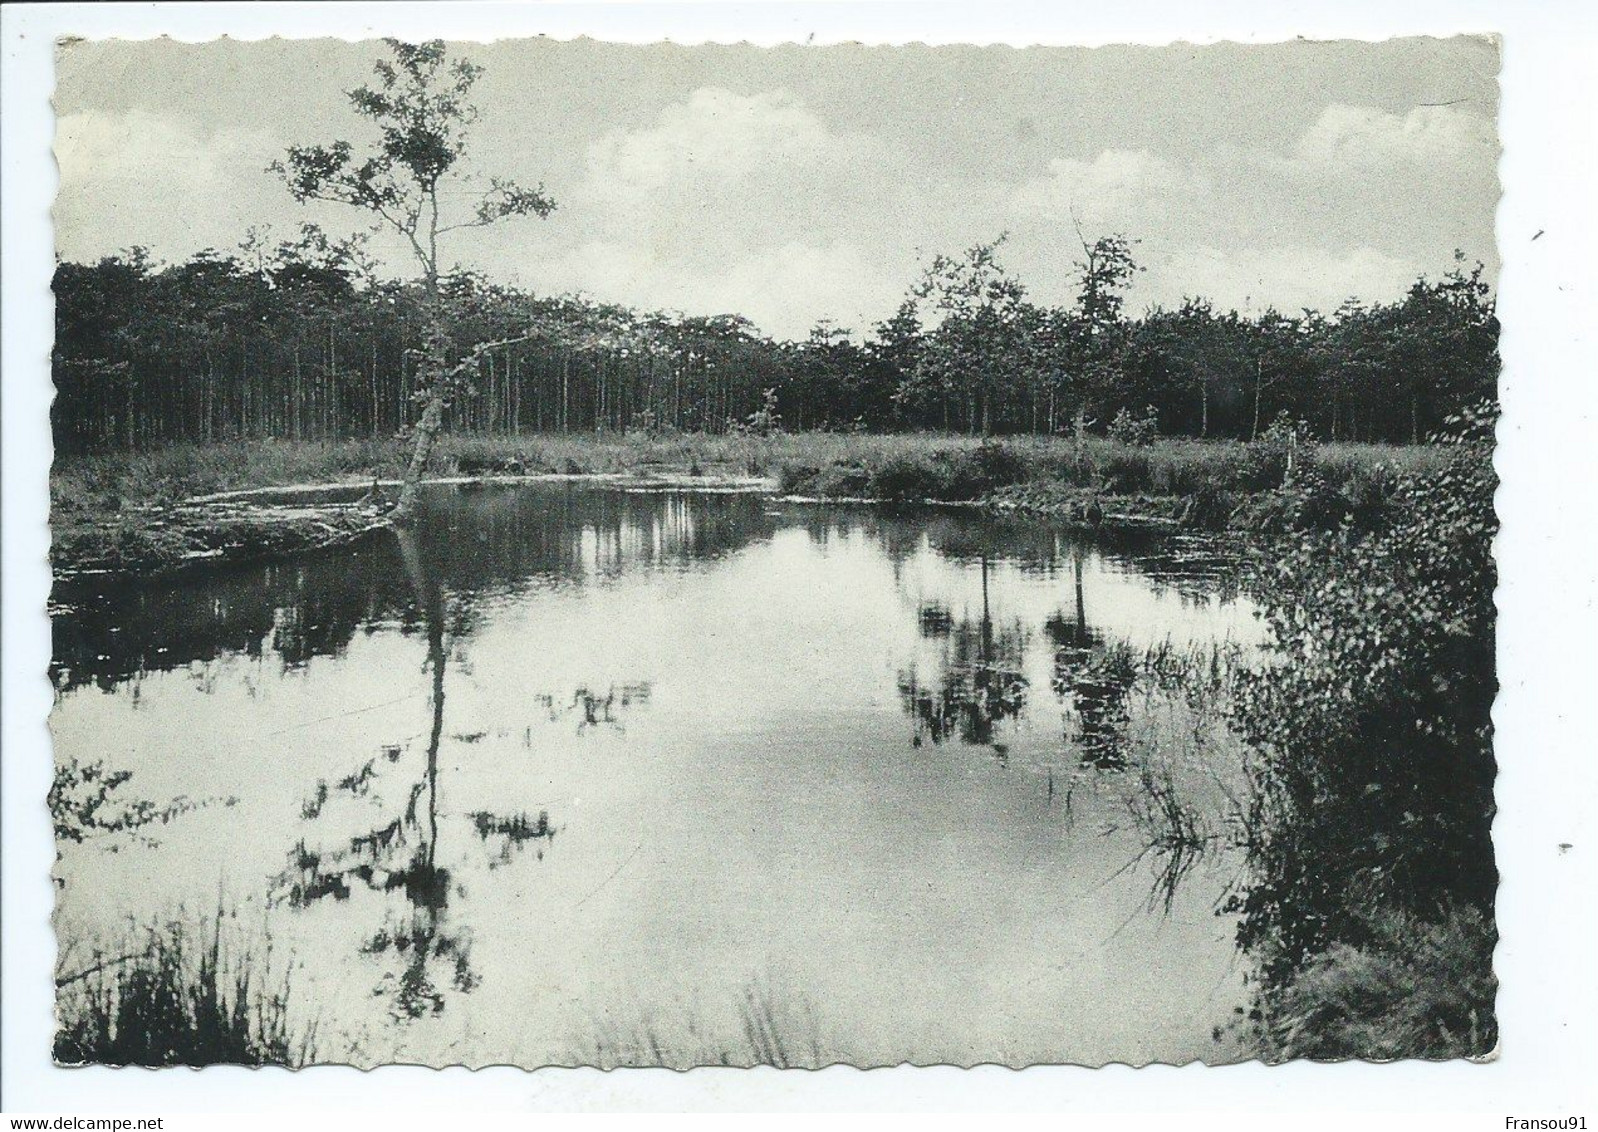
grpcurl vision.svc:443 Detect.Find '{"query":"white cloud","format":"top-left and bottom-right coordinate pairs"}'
top-left (1010, 149), bottom-right (1206, 228)
top-left (54, 109), bottom-right (281, 262)
top-left (707, 242), bottom-right (901, 337)
top-left (581, 87), bottom-right (865, 206)
top-left (510, 87), bottom-right (902, 336)
top-left (524, 238), bottom-right (901, 339)
top-left (56, 109), bottom-right (270, 192)
top-left (998, 105), bottom-right (1494, 318)
top-left (53, 84), bottom-right (1492, 337)
top-left (1143, 245), bottom-right (1421, 314)
top-left (1291, 103), bottom-right (1495, 170)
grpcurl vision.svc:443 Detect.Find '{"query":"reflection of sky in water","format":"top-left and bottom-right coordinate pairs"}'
top-left (52, 485), bottom-right (1261, 1067)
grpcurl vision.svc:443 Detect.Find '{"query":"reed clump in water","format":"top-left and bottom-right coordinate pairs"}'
top-left (54, 909), bottom-right (313, 1067)
top-left (470, 809), bottom-right (554, 843)
top-left (580, 980), bottom-right (827, 1070)
top-left (1124, 758), bottom-right (1221, 915)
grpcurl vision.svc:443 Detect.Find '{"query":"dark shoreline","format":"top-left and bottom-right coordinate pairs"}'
top-left (49, 426), bottom-right (1439, 581)
top-left (49, 473), bottom-right (1211, 582)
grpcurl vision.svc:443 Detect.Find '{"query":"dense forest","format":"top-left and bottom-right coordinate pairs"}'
top-left (51, 227), bottom-right (1498, 456)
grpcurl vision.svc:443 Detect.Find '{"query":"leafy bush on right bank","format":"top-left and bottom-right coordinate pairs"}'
top-left (1229, 403), bottom-right (1498, 1060)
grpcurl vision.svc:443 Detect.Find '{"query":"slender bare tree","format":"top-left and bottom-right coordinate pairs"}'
top-left (273, 39), bottom-right (555, 522)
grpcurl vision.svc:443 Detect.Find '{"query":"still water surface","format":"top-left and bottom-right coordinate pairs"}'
top-left (52, 484), bottom-right (1264, 1066)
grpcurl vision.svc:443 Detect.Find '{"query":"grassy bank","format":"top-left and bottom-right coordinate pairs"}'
top-left (1249, 905), bottom-right (1497, 1061)
top-left (53, 432), bottom-right (778, 516)
top-left (777, 432), bottom-right (1449, 534)
top-left (52, 430), bottom-right (1446, 512)
top-left (51, 429), bottom-right (1453, 577)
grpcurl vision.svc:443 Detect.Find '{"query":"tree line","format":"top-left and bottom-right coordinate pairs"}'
top-left (51, 38), bottom-right (1496, 459)
top-left (51, 232), bottom-right (1497, 456)
top-left (52, 230), bottom-right (785, 454)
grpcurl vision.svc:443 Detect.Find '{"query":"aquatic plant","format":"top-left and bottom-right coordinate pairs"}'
top-left (54, 909), bottom-right (313, 1067)
top-left (49, 757), bottom-right (223, 850)
top-left (1124, 758), bottom-right (1217, 914)
top-left (581, 980), bottom-right (827, 1069)
top-left (469, 809), bottom-right (553, 843)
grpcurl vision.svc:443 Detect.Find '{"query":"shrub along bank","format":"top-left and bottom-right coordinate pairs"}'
top-left (1227, 405), bottom-right (1498, 1060)
top-left (778, 422), bottom-right (1450, 536)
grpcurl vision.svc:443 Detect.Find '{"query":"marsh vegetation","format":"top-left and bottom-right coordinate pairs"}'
top-left (53, 910), bottom-right (314, 1067)
top-left (51, 407), bottom-right (1496, 1065)
top-left (47, 37), bottom-right (1497, 1070)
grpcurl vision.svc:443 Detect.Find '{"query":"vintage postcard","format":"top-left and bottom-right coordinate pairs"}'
top-left (45, 32), bottom-right (1500, 1070)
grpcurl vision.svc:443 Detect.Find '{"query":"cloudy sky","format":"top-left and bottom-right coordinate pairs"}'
top-left (54, 35), bottom-right (1499, 339)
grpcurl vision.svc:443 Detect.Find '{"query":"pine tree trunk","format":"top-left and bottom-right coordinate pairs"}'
top-left (1252, 359), bottom-right (1263, 441)
top-left (562, 352), bottom-right (571, 433)
top-left (370, 335), bottom-right (380, 438)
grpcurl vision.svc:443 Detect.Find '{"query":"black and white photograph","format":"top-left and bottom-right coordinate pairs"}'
top-left (0, 3), bottom-right (1591, 1112)
top-left (38, 30), bottom-right (1506, 1071)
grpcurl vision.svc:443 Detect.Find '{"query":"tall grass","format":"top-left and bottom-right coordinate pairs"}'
top-left (54, 910), bottom-right (313, 1066)
top-left (52, 430), bottom-right (1447, 519)
top-left (580, 981), bottom-right (828, 1069)
top-left (1253, 905), bottom-right (1498, 1061)
top-left (1139, 638), bottom-right (1246, 698)
top-left (1111, 650), bottom-right (1247, 916)
top-left (52, 438), bottom-right (407, 516)
top-left (776, 432), bottom-right (1447, 517)
top-left (52, 432), bottom-right (792, 516)
top-left (1124, 758), bottom-right (1218, 915)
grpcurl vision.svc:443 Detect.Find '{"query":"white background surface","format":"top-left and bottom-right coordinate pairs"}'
top-left (4, 0), bottom-right (1596, 1116)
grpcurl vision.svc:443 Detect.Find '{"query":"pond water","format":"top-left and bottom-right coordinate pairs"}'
top-left (51, 483), bottom-right (1266, 1067)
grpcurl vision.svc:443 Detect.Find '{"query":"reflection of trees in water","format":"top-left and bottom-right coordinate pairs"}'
top-left (1111, 540), bottom-right (1245, 606)
top-left (1052, 645), bottom-right (1139, 769)
top-left (50, 489), bottom-right (1243, 698)
top-left (50, 487), bottom-right (777, 693)
top-left (800, 506), bottom-right (926, 568)
top-left (895, 543), bottom-right (1171, 763)
top-left (899, 649), bottom-right (1029, 751)
top-left (431, 486), bottom-right (775, 589)
top-left (470, 809), bottom-right (556, 870)
top-left (273, 528), bottom-right (551, 1022)
top-left (800, 504), bottom-right (1243, 598)
top-left (50, 540), bottom-right (408, 693)
top-left (536, 682), bottom-right (652, 735)
top-left (898, 556), bottom-right (1030, 752)
top-left (804, 506), bottom-right (1073, 573)
top-left (916, 603), bottom-right (955, 638)
top-left (1044, 551), bottom-right (1141, 768)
